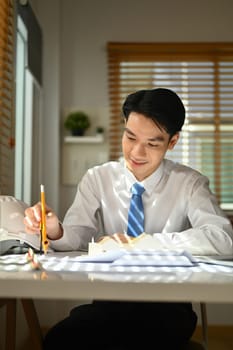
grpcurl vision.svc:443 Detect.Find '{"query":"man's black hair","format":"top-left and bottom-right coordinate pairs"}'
top-left (122, 88), bottom-right (185, 136)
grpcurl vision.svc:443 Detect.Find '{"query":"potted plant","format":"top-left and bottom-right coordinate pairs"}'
top-left (96, 126), bottom-right (104, 135)
top-left (64, 111), bottom-right (91, 136)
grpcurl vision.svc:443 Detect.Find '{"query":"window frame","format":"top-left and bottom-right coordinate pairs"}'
top-left (107, 42), bottom-right (233, 211)
top-left (0, 0), bottom-right (15, 195)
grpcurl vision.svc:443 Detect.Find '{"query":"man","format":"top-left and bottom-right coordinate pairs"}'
top-left (24, 88), bottom-right (233, 349)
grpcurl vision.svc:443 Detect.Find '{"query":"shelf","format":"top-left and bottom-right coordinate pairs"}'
top-left (64, 134), bottom-right (104, 144)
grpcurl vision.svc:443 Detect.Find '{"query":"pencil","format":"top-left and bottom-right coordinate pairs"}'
top-left (40, 184), bottom-right (49, 254)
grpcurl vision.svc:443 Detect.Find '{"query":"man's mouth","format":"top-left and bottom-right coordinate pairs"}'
top-left (130, 158), bottom-right (147, 166)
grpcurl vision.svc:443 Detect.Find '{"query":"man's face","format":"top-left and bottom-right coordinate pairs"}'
top-left (122, 112), bottom-right (179, 181)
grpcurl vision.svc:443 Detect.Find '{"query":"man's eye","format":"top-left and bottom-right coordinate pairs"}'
top-left (148, 143), bottom-right (159, 147)
top-left (127, 135), bottom-right (136, 141)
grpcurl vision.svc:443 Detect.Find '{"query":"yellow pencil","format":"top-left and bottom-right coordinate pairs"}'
top-left (40, 184), bottom-right (49, 254)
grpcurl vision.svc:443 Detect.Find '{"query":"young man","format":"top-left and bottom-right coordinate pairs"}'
top-left (24, 88), bottom-right (233, 349)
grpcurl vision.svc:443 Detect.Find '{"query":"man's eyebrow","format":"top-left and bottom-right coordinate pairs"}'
top-left (124, 128), bottom-right (165, 142)
top-left (124, 128), bottom-right (135, 136)
top-left (148, 136), bottom-right (165, 142)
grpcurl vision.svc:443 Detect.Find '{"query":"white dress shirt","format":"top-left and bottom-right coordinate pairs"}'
top-left (51, 159), bottom-right (233, 255)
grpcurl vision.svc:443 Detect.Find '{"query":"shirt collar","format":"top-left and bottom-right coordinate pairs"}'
top-left (123, 160), bottom-right (164, 195)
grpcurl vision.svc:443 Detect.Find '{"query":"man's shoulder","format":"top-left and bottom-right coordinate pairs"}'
top-left (164, 158), bottom-right (205, 179)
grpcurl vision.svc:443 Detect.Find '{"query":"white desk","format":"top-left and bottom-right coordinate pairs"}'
top-left (0, 252), bottom-right (232, 350)
top-left (0, 252), bottom-right (233, 303)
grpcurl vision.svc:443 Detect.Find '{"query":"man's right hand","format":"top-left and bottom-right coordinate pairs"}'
top-left (24, 202), bottom-right (63, 240)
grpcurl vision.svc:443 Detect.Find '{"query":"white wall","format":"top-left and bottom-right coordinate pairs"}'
top-left (21, 0), bottom-right (233, 338)
top-left (32, 0), bottom-right (233, 219)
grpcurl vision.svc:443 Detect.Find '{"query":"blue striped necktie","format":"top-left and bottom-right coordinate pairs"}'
top-left (127, 183), bottom-right (145, 237)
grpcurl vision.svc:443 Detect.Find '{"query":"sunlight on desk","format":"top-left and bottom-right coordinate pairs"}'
top-left (0, 251), bottom-right (232, 302)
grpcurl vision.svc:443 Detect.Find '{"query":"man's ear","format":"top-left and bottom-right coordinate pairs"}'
top-left (168, 133), bottom-right (180, 150)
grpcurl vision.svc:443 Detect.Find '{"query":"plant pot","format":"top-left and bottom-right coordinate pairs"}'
top-left (71, 129), bottom-right (85, 136)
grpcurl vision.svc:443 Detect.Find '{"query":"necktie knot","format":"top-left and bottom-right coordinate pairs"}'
top-left (131, 183), bottom-right (145, 196)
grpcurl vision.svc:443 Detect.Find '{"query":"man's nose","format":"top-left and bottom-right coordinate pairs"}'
top-left (132, 143), bottom-right (146, 157)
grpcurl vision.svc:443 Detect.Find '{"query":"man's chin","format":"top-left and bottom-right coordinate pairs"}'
top-left (126, 161), bottom-right (147, 179)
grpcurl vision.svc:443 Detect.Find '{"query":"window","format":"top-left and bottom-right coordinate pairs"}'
top-left (0, 0), bottom-right (43, 202)
top-left (0, 0), bottom-right (15, 195)
top-left (15, 2), bottom-right (43, 205)
top-left (107, 43), bottom-right (233, 210)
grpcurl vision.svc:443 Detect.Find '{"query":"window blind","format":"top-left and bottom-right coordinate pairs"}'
top-left (0, 0), bottom-right (15, 195)
top-left (107, 43), bottom-right (233, 210)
